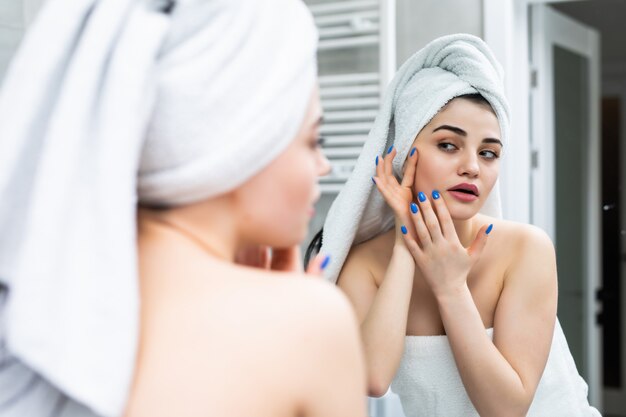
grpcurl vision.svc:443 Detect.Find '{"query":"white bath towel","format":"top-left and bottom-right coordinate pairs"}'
top-left (391, 320), bottom-right (601, 416)
top-left (0, 0), bottom-right (317, 416)
top-left (319, 34), bottom-right (510, 283)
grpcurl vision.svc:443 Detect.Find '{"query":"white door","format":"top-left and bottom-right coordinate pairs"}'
top-left (530, 3), bottom-right (602, 408)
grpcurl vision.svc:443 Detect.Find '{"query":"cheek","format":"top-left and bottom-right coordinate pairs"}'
top-left (272, 154), bottom-right (316, 208)
top-left (264, 174), bottom-right (312, 219)
top-left (481, 164), bottom-right (500, 193)
top-left (412, 155), bottom-right (447, 191)
top-left (239, 151), bottom-right (317, 245)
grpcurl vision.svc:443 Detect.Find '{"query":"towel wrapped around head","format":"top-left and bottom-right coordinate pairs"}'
top-left (0, 0), bottom-right (317, 415)
top-left (320, 34), bottom-right (510, 284)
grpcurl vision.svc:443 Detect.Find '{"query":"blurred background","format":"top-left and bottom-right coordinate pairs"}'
top-left (1, 0), bottom-right (625, 415)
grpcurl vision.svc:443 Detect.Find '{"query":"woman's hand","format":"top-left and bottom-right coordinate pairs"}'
top-left (372, 145), bottom-right (419, 243)
top-left (400, 191), bottom-right (492, 298)
top-left (235, 245), bottom-right (329, 276)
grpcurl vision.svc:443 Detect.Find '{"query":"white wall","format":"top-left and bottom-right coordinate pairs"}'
top-left (23, 0), bottom-right (45, 26)
top-left (395, 0), bottom-right (482, 65)
top-left (0, 1), bottom-right (25, 82)
top-left (482, 0), bottom-right (531, 224)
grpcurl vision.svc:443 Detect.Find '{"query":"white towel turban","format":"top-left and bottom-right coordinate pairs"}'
top-left (0, 0), bottom-right (317, 415)
top-left (320, 34), bottom-right (510, 284)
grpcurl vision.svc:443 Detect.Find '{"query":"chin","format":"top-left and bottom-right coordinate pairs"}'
top-left (447, 205), bottom-right (481, 221)
top-left (267, 227), bottom-right (308, 249)
top-left (449, 212), bottom-right (475, 221)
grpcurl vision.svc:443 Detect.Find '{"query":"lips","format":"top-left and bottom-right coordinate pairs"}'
top-left (447, 183), bottom-right (479, 196)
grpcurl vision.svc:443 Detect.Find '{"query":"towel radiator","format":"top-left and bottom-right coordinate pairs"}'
top-left (307, 0), bottom-right (396, 194)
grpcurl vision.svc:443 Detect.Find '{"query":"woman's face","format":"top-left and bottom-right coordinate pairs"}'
top-left (235, 86), bottom-right (330, 247)
top-left (409, 97), bottom-right (502, 220)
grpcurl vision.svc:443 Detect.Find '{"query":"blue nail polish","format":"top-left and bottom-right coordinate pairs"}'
top-left (486, 224), bottom-right (493, 235)
top-left (375, 155), bottom-right (379, 165)
top-left (387, 145), bottom-right (394, 154)
top-left (372, 177), bottom-right (376, 185)
top-left (432, 190), bottom-right (440, 200)
top-left (401, 225), bottom-right (408, 235)
top-left (418, 192), bottom-right (426, 202)
top-left (410, 147), bottom-right (417, 157)
top-left (410, 202), bottom-right (418, 214)
top-left (321, 255), bottom-right (331, 270)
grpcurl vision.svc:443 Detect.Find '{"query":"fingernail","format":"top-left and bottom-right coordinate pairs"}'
top-left (372, 177), bottom-right (376, 185)
top-left (410, 147), bottom-right (417, 157)
top-left (418, 192), bottom-right (426, 202)
top-left (321, 255), bottom-right (331, 270)
top-left (375, 155), bottom-right (379, 165)
top-left (432, 190), bottom-right (440, 200)
top-left (410, 202), bottom-right (418, 214)
top-left (486, 224), bottom-right (493, 235)
top-left (401, 225), bottom-right (408, 235)
top-left (387, 145), bottom-right (394, 154)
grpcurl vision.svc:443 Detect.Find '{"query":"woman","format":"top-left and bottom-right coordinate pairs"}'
top-left (308, 34), bottom-right (600, 416)
top-left (0, 1), bottom-right (366, 416)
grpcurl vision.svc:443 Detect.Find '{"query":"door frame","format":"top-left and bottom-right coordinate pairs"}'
top-left (530, 3), bottom-right (601, 406)
top-left (601, 76), bottom-right (626, 415)
top-left (483, 0), bottom-right (602, 408)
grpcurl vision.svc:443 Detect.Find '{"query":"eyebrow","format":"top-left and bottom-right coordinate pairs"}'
top-left (432, 124), bottom-right (503, 147)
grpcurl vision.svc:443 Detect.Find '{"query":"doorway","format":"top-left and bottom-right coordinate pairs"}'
top-left (529, 2), bottom-right (602, 407)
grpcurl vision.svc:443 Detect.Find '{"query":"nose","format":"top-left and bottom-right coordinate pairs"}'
top-left (457, 150), bottom-right (479, 178)
top-left (317, 149), bottom-right (331, 177)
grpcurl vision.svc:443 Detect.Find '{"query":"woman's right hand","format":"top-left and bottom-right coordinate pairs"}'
top-left (372, 145), bottom-right (419, 243)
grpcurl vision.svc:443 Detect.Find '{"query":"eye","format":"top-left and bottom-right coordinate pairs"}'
top-left (437, 142), bottom-right (457, 152)
top-left (480, 149), bottom-right (500, 160)
top-left (311, 136), bottom-right (325, 149)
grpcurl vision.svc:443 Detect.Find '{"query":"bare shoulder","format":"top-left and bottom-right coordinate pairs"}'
top-left (204, 271), bottom-right (364, 416)
top-left (128, 265), bottom-right (363, 417)
top-left (352, 227), bottom-right (396, 260)
top-left (340, 228), bottom-right (395, 285)
top-left (478, 216), bottom-right (556, 286)
top-left (201, 268), bottom-right (362, 360)
top-left (260, 274), bottom-right (366, 416)
top-left (251, 271), bottom-right (361, 336)
top-left (478, 215), bottom-right (554, 254)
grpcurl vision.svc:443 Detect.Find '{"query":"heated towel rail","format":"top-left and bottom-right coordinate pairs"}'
top-left (307, 0), bottom-right (396, 194)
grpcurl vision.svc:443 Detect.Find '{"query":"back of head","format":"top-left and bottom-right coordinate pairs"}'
top-left (139, 0), bottom-right (318, 204)
top-left (0, 0), bottom-right (318, 415)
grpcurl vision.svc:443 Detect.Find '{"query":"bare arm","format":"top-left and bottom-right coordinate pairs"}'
top-left (439, 226), bottom-right (556, 417)
top-left (124, 273), bottom-right (367, 417)
top-left (338, 241), bottom-right (414, 397)
top-left (338, 146), bottom-right (419, 396)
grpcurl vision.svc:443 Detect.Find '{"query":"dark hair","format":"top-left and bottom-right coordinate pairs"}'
top-left (454, 93), bottom-right (494, 113)
top-left (304, 228), bottom-right (323, 268)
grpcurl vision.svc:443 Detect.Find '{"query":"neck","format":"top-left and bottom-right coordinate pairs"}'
top-left (452, 217), bottom-right (479, 248)
top-left (138, 194), bottom-right (243, 262)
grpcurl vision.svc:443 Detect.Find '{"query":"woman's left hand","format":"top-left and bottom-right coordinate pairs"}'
top-left (401, 191), bottom-right (491, 298)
